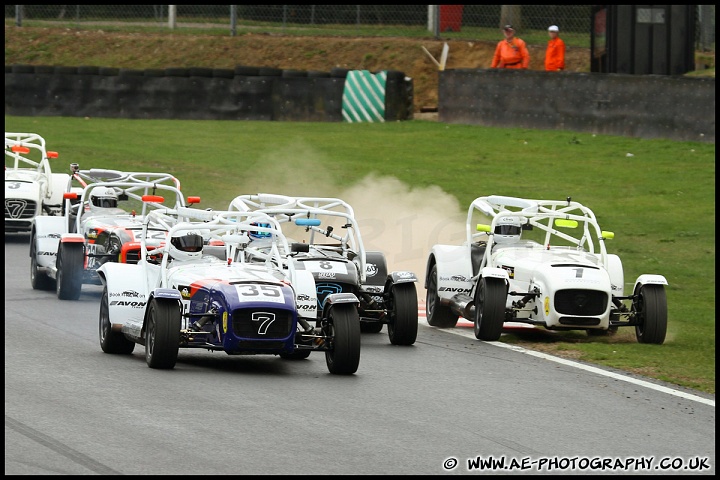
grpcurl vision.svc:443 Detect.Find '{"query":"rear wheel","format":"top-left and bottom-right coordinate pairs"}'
top-left (30, 233), bottom-right (55, 290)
top-left (99, 286), bottom-right (135, 354)
top-left (633, 284), bottom-right (667, 344)
top-left (474, 277), bottom-right (506, 341)
top-left (145, 297), bottom-right (181, 369)
top-left (387, 283), bottom-right (418, 345)
top-left (56, 242), bottom-right (84, 300)
top-left (425, 264), bottom-right (458, 328)
top-left (325, 304), bottom-right (360, 375)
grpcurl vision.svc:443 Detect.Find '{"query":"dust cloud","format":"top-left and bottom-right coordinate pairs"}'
top-left (237, 142), bottom-right (469, 289)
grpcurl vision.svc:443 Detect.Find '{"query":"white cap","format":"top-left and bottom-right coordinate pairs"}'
top-left (548, 25), bottom-right (559, 32)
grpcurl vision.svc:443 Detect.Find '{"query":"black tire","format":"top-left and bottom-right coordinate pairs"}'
top-left (143, 68), bottom-right (165, 77)
top-left (258, 67), bottom-right (283, 77)
top-left (212, 68), bottom-right (235, 79)
top-left (189, 67), bottom-right (213, 78)
top-left (633, 284), bottom-right (668, 344)
top-left (425, 264), bottom-right (458, 328)
top-left (234, 65), bottom-right (260, 76)
top-left (145, 297), bottom-right (181, 369)
top-left (99, 286), bottom-right (135, 354)
top-left (325, 304), bottom-right (360, 375)
top-left (118, 68), bottom-right (144, 77)
top-left (77, 66), bottom-right (99, 75)
top-left (34, 65), bottom-right (55, 74)
top-left (56, 242), bottom-right (84, 300)
top-left (12, 64), bottom-right (34, 74)
top-left (473, 277), bottom-right (506, 341)
top-left (164, 67), bottom-right (189, 77)
top-left (360, 321), bottom-right (384, 333)
top-left (279, 350), bottom-right (312, 360)
top-left (99, 67), bottom-right (120, 76)
top-left (30, 233), bottom-right (55, 291)
top-left (387, 283), bottom-right (418, 345)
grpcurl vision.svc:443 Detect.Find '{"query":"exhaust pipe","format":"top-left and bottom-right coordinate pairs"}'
top-left (441, 293), bottom-right (475, 319)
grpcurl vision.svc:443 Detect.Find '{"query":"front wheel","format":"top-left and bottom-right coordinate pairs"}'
top-left (387, 283), bottom-right (418, 346)
top-left (145, 297), bottom-right (181, 369)
top-left (473, 277), bottom-right (507, 341)
top-left (633, 284), bottom-right (667, 344)
top-left (56, 242), bottom-right (84, 300)
top-left (425, 264), bottom-right (458, 328)
top-left (99, 286), bottom-right (135, 354)
top-left (324, 304), bottom-right (361, 375)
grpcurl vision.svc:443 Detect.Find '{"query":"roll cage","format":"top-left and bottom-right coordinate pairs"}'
top-left (469, 195), bottom-right (616, 272)
top-left (228, 194), bottom-right (368, 283)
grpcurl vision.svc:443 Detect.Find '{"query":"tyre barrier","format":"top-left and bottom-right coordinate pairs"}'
top-left (438, 68), bottom-right (714, 143)
top-left (5, 64), bottom-right (413, 122)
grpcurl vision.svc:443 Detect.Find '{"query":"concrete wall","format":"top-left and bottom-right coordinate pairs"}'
top-left (439, 68), bottom-right (714, 143)
top-left (4, 65), bottom-right (413, 122)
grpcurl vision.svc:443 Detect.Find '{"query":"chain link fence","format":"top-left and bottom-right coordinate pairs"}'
top-left (4, 5), bottom-right (715, 50)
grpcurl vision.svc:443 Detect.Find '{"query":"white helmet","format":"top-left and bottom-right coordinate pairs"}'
top-left (169, 230), bottom-right (204, 261)
top-left (90, 187), bottom-right (118, 208)
top-left (493, 215), bottom-right (523, 245)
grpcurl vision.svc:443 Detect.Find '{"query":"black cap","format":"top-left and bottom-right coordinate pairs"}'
top-left (503, 24), bottom-right (514, 31)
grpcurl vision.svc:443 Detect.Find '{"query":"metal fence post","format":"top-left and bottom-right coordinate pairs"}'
top-left (15, 5), bottom-right (22, 27)
top-left (230, 5), bottom-right (237, 37)
top-left (168, 5), bottom-right (176, 30)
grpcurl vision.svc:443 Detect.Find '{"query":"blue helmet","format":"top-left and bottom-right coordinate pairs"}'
top-left (249, 222), bottom-right (272, 240)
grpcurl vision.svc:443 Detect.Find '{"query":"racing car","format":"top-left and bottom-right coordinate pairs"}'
top-left (5, 132), bottom-right (70, 233)
top-left (97, 205), bottom-right (361, 375)
top-left (425, 195), bottom-right (668, 344)
top-left (228, 193), bottom-right (419, 346)
top-left (30, 165), bottom-right (200, 300)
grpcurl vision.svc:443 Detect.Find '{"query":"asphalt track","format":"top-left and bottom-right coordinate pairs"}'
top-left (5, 233), bottom-right (715, 475)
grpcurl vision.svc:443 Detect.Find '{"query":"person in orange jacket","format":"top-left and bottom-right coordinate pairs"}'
top-left (491, 25), bottom-right (530, 69)
top-left (545, 25), bottom-right (566, 71)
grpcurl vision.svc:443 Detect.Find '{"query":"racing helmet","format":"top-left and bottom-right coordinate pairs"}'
top-left (169, 230), bottom-right (204, 261)
top-left (493, 215), bottom-right (523, 245)
top-left (248, 222), bottom-right (273, 240)
top-left (90, 187), bottom-right (118, 208)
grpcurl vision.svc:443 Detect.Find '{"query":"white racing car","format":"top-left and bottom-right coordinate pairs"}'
top-left (228, 193), bottom-right (419, 346)
top-left (30, 165), bottom-right (200, 300)
top-left (425, 195), bottom-right (668, 344)
top-left (97, 205), bottom-right (360, 374)
top-left (5, 132), bottom-right (69, 233)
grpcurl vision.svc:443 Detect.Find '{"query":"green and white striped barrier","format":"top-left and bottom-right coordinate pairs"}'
top-left (342, 70), bottom-right (387, 123)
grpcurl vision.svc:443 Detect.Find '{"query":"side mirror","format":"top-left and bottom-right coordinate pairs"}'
top-left (63, 192), bottom-right (78, 200)
top-left (47, 151), bottom-right (59, 159)
top-left (142, 195), bottom-right (164, 203)
top-left (476, 224), bottom-right (491, 232)
top-left (187, 196), bottom-right (201, 204)
top-left (601, 231), bottom-right (615, 240)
